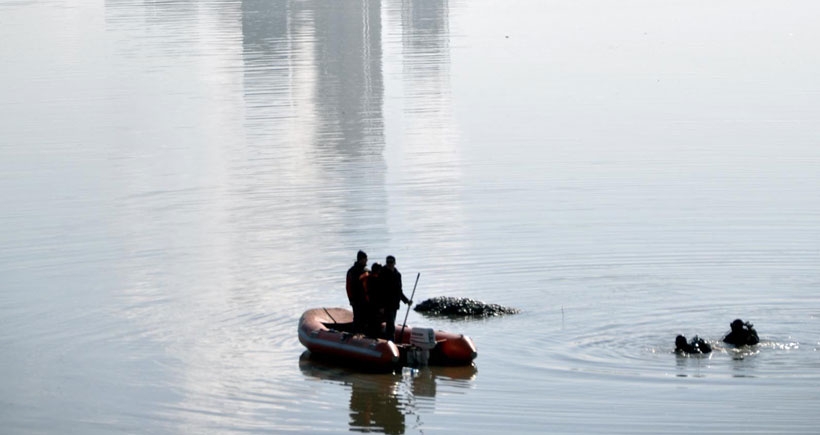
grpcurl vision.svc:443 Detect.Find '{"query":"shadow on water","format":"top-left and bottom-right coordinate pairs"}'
top-left (299, 351), bottom-right (477, 434)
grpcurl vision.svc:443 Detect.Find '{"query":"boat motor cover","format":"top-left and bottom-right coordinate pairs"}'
top-left (410, 328), bottom-right (437, 350)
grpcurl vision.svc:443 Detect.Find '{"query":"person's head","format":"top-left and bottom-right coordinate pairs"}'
top-left (731, 319), bottom-right (744, 332)
top-left (371, 262), bottom-right (382, 274)
top-left (675, 335), bottom-right (687, 349)
top-left (385, 255), bottom-right (396, 269)
top-left (356, 250), bottom-right (368, 265)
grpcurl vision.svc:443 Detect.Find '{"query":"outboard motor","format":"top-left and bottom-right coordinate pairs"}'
top-left (407, 328), bottom-right (437, 366)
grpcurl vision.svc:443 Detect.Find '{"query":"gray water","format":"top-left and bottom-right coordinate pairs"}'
top-left (2, 0), bottom-right (820, 433)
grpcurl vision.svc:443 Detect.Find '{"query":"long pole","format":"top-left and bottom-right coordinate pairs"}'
top-left (399, 272), bottom-right (420, 342)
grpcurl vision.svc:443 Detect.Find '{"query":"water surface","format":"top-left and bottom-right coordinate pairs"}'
top-left (2, 0), bottom-right (819, 433)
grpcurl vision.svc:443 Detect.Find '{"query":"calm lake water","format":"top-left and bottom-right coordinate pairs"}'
top-left (2, 0), bottom-right (820, 433)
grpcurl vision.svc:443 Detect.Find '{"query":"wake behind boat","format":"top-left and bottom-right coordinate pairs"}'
top-left (298, 307), bottom-right (477, 371)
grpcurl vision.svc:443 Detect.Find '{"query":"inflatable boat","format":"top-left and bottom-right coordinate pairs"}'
top-left (298, 307), bottom-right (477, 370)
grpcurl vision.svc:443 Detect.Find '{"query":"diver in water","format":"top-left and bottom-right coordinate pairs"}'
top-left (675, 335), bottom-right (712, 355)
top-left (722, 319), bottom-right (759, 346)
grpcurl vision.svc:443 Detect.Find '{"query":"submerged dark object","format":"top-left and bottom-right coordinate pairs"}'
top-left (675, 335), bottom-right (712, 355)
top-left (414, 296), bottom-right (520, 317)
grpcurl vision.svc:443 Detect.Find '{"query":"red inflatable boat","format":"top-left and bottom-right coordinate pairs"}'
top-left (298, 307), bottom-right (477, 370)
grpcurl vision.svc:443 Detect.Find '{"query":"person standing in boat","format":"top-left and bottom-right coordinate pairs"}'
top-left (346, 250), bottom-right (369, 333)
top-left (380, 255), bottom-right (412, 341)
top-left (363, 262), bottom-right (385, 338)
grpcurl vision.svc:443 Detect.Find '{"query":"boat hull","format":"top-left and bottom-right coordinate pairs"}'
top-left (298, 308), bottom-right (477, 369)
top-left (298, 308), bottom-right (400, 370)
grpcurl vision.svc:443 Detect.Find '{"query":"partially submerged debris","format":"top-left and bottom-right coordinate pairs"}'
top-left (414, 296), bottom-right (520, 317)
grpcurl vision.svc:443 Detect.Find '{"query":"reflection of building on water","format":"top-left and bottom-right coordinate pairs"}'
top-left (396, 0), bottom-right (450, 95)
top-left (240, 0), bottom-right (384, 158)
top-left (299, 351), bottom-right (477, 434)
top-left (312, 0), bottom-right (384, 159)
top-left (309, 0), bottom-right (388, 238)
top-left (240, 0), bottom-right (324, 149)
top-left (240, 0), bottom-right (388, 248)
top-left (381, 0), bottom-right (466, 268)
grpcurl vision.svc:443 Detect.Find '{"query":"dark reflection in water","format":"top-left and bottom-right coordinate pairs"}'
top-left (349, 376), bottom-right (405, 434)
top-left (299, 351), bottom-right (477, 434)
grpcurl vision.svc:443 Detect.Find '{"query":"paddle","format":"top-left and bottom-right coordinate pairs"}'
top-left (399, 272), bottom-right (420, 342)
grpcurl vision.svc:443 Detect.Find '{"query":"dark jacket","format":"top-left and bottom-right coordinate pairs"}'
top-left (364, 272), bottom-right (382, 305)
top-left (346, 262), bottom-right (367, 306)
top-left (723, 326), bottom-right (760, 346)
top-left (676, 336), bottom-right (712, 354)
top-left (381, 267), bottom-right (409, 310)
